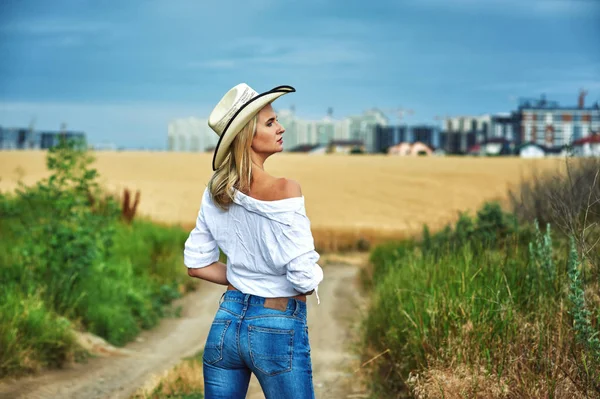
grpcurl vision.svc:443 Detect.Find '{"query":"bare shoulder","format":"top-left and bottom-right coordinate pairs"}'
top-left (274, 178), bottom-right (302, 200)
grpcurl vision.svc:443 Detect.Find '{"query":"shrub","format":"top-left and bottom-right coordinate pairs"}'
top-left (530, 220), bottom-right (556, 284)
top-left (10, 139), bottom-right (120, 315)
top-left (0, 287), bottom-right (77, 377)
top-left (509, 157), bottom-right (600, 277)
top-left (567, 237), bottom-right (600, 363)
top-left (363, 197), bottom-right (600, 397)
top-left (418, 201), bottom-right (519, 261)
top-left (0, 139), bottom-right (190, 375)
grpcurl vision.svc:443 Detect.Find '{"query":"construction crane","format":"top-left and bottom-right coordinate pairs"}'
top-left (382, 107), bottom-right (415, 124)
top-left (578, 88), bottom-right (588, 108)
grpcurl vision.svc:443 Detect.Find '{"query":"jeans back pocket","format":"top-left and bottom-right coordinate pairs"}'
top-left (203, 319), bottom-right (232, 365)
top-left (248, 325), bottom-right (294, 376)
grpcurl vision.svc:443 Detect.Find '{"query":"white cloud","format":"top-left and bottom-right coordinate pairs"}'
top-left (187, 37), bottom-right (369, 70)
top-left (476, 79), bottom-right (600, 96)
top-left (541, 63), bottom-right (600, 81)
top-left (1, 19), bottom-right (112, 35)
top-left (529, 0), bottom-right (593, 15)
top-left (186, 60), bottom-right (237, 69)
top-left (410, 0), bottom-right (597, 16)
top-left (1, 18), bottom-right (119, 48)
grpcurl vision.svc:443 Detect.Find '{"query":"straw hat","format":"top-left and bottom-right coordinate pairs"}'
top-left (208, 83), bottom-right (295, 170)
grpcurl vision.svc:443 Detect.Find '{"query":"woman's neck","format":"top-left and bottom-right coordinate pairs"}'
top-left (250, 151), bottom-right (268, 171)
top-left (252, 161), bottom-right (265, 171)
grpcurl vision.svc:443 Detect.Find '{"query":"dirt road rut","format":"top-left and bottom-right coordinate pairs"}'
top-left (0, 263), bottom-right (367, 399)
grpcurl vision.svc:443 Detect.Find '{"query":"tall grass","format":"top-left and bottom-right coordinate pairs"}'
top-left (130, 350), bottom-right (205, 399)
top-left (363, 200), bottom-right (599, 398)
top-left (0, 287), bottom-right (79, 376)
top-left (0, 140), bottom-right (190, 377)
top-left (510, 157), bottom-right (600, 281)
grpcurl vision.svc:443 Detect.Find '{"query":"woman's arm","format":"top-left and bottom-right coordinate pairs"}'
top-left (187, 261), bottom-right (228, 285)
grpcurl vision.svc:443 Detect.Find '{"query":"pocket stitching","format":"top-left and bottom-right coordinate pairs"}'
top-left (245, 314), bottom-right (302, 321)
top-left (203, 319), bottom-right (231, 365)
top-left (217, 306), bottom-right (241, 317)
top-left (248, 325), bottom-right (294, 376)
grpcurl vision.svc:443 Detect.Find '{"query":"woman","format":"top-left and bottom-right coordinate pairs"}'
top-left (184, 83), bottom-right (324, 398)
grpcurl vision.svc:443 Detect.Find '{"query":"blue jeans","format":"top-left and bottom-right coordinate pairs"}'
top-left (203, 290), bottom-right (315, 398)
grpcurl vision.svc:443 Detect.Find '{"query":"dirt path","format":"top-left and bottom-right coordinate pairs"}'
top-left (0, 262), bottom-right (368, 399)
top-left (246, 263), bottom-right (367, 398)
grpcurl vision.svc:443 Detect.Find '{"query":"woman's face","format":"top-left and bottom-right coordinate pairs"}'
top-left (252, 104), bottom-right (285, 156)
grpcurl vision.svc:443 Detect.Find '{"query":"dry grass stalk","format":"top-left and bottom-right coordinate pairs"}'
top-left (121, 187), bottom-right (141, 224)
top-left (407, 364), bottom-right (510, 399)
top-left (311, 226), bottom-right (412, 252)
top-left (430, 309), bottom-right (596, 398)
top-left (130, 357), bottom-right (203, 398)
top-left (511, 157), bottom-right (600, 272)
top-left (406, 359), bottom-right (587, 399)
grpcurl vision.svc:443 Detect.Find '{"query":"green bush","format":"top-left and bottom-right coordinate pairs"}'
top-left (0, 139), bottom-right (190, 376)
top-left (363, 201), bottom-right (599, 397)
top-left (509, 157), bottom-right (600, 284)
top-left (567, 237), bottom-right (600, 362)
top-left (417, 202), bottom-right (519, 262)
top-left (7, 139), bottom-right (120, 315)
top-left (0, 287), bottom-right (77, 377)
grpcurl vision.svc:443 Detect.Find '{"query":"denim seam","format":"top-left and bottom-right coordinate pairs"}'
top-left (292, 299), bottom-right (300, 317)
top-left (244, 314), bottom-right (303, 321)
top-left (204, 319), bottom-right (231, 365)
top-left (236, 319), bottom-right (243, 361)
top-left (247, 325), bottom-right (294, 376)
top-left (249, 326), bottom-right (294, 334)
top-left (237, 295), bottom-right (250, 360)
top-left (222, 298), bottom-right (245, 304)
top-left (217, 307), bottom-right (241, 317)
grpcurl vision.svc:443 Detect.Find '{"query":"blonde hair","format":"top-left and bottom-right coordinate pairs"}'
top-left (208, 115), bottom-right (258, 210)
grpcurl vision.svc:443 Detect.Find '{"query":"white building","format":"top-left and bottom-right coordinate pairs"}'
top-left (277, 108), bottom-right (388, 153)
top-left (516, 95), bottom-right (600, 148)
top-left (519, 143), bottom-right (546, 158)
top-left (443, 114), bottom-right (515, 154)
top-left (167, 117), bottom-right (218, 152)
top-left (572, 134), bottom-right (600, 157)
top-left (168, 108), bottom-right (389, 153)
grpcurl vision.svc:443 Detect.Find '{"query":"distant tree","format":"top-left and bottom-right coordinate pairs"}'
top-left (350, 146), bottom-right (365, 155)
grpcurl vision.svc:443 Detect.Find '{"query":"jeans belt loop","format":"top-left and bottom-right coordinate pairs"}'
top-left (292, 298), bottom-right (300, 317)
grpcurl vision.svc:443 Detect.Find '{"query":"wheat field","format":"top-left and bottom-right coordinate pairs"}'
top-left (0, 151), bottom-right (563, 250)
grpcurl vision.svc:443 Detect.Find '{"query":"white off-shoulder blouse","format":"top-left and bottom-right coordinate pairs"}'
top-left (184, 187), bottom-right (323, 303)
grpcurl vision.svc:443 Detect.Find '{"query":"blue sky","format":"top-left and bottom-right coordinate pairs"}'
top-left (1, 0), bottom-right (599, 149)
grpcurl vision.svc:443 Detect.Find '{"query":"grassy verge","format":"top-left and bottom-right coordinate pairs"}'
top-left (363, 194), bottom-right (599, 397)
top-left (0, 140), bottom-right (192, 378)
top-left (130, 351), bottom-right (204, 399)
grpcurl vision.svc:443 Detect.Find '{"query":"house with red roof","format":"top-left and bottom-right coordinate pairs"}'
top-left (572, 133), bottom-right (600, 157)
top-left (387, 141), bottom-right (433, 156)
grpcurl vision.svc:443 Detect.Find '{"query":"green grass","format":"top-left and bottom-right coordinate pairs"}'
top-left (0, 215), bottom-right (190, 377)
top-left (131, 351), bottom-right (205, 399)
top-left (0, 286), bottom-right (78, 376)
top-left (0, 141), bottom-right (193, 378)
top-left (363, 203), bottom-right (599, 397)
